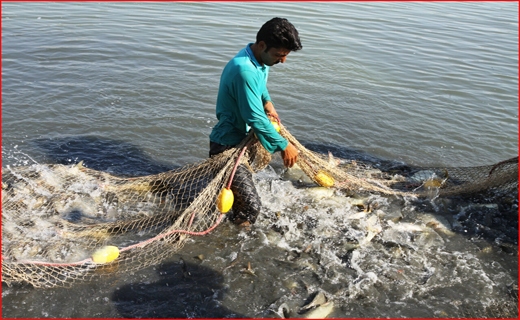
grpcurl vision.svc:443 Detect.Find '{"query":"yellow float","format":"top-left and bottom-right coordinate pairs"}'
top-left (217, 187), bottom-right (234, 213)
top-left (92, 245), bottom-right (120, 264)
top-left (271, 121), bottom-right (281, 133)
top-left (315, 170), bottom-right (335, 187)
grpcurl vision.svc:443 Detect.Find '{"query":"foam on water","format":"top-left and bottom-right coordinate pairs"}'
top-left (2, 159), bottom-right (162, 263)
top-left (244, 161), bottom-right (517, 317)
top-left (1, 153), bottom-right (516, 317)
top-left (2, 146), bottom-right (515, 317)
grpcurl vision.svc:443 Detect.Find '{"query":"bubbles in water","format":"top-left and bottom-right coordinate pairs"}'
top-left (244, 164), bottom-right (516, 317)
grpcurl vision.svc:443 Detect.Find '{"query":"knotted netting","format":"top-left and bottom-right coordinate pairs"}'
top-left (2, 124), bottom-right (517, 288)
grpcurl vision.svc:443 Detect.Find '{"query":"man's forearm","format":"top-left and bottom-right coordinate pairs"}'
top-left (263, 100), bottom-right (279, 119)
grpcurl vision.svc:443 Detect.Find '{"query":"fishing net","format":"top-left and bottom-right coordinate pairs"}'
top-left (1, 124), bottom-right (518, 288)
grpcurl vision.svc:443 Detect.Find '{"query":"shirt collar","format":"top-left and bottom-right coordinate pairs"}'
top-left (246, 43), bottom-right (266, 71)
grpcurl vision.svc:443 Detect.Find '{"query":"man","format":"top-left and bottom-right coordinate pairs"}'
top-left (209, 17), bottom-right (302, 225)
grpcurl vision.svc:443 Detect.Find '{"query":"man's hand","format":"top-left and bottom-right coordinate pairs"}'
top-left (281, 142), bottom-right (299, 168)
top-left (264, 101), bottom-right (280, 122)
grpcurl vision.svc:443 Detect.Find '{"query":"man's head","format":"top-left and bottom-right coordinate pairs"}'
top-left (255, 17), bottom-right (302, 66)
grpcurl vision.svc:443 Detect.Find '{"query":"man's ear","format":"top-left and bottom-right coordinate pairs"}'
top-left (258, 40), bottom-right (267, 51)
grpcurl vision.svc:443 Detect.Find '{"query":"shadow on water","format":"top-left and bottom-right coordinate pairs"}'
top-left (1, 260), bottom-right (242, 318)
top-left (28, 135), bottom-right (178, 176)
top-left (112, 258), bottom-right (243, 318)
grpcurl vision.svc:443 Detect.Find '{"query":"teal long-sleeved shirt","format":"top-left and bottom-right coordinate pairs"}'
top-left (209, 43), bottom-right (288, 153)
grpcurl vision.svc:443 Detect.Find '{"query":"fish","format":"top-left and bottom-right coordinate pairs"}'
top-left (240, 262), bottom-right (257, 277)
top-left (271, 292), bottom-right (335, 319)
top-left (409, 170), bottom-right (437, 183)
top-left (299, 301), bottom-right (334, 318)
top-left (327, 151), bottom-right (340, 168)
top-left (418, 214), bottom-right (456, 237)
top-left (357, 214), bottom-right (382, 245)
top-left (387, 220), bottom-right (425, 233)
top-left (345, 197), bottom-right (368, 209)
top-left (303, 187), bottom-right (335, 199)
top-left (271, 302), bottom-right (291, 318)
top-left (298, 291), bottom-right (334, 319)
top-left (410, 169), bottom-right (449, 190)
top-left (301, 291), bottom-right (328, 310)
top-left (222, 252), bottom-right (240, 272)
top-left (383, 220), bottom-right (445, 249)
top-left (283, 163), bottom-right (315, 185)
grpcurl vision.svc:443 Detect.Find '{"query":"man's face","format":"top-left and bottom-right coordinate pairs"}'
top-left (260, 46), bottom-right (291, 67)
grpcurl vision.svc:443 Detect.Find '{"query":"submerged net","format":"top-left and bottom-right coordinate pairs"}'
top-left (2, 124), bottom-right (518, 288)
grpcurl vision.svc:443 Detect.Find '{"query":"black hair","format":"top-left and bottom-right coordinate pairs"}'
top-left (256, 17), bottom-right (302, 52)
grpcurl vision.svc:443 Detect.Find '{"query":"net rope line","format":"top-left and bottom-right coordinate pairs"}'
top-left (13, 214), bottom-right (227, 268)
top-left (1, 123), bottom-right (517, 288)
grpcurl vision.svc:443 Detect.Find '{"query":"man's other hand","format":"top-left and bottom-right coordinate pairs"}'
top-left (281, 142), bottom-right (299, 168)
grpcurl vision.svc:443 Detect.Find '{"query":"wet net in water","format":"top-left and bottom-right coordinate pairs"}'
top-left (2, 124), bottom-right (518, 290)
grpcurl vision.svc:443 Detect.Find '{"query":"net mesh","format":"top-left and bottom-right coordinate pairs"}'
top-left (2, 124), bottom-right (518, 288)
